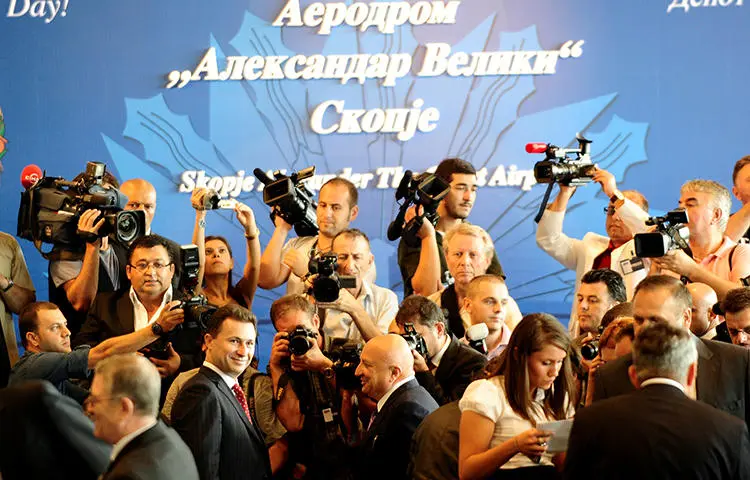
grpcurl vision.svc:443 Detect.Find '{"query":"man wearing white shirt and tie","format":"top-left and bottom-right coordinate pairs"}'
top-left (171, 305), bottom-right (271, 480)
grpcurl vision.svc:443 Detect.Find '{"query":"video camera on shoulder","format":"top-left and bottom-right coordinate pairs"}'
top-left (307, 252), bottom-right (356, 303)
top-left (253, 166), bottom-right (319, 237)
top-left (387, 171), bottom-right (450, 248)
top-left (634, 209), bottom-right (689, 258)
top-left (17, 162), bottom-right (146, 258)
top-left (401, 322), bottom-right (428, 357)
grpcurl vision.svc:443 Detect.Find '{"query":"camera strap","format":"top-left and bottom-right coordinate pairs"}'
top-left (534, 183), bottom-right (556, 223)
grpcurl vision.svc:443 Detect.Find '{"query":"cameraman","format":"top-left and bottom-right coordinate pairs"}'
top-left (190, 187), bottom-right (261, 308)
top-left (260, 178), bottom-right (362, 296)
top-left (315, 229), bottom-right (397, 343)
top-left (536, 168), bottom-right (650, 335)
top-left (650, 180), bottom-right (750, 299)
top-left (49, 170), bottom-right (129, 338)
top-left (394, 295), bottom-right (486, 405)
top-left (269, 294), bottom-right (355, 480)
top-left (398, 158), bottom-right (506, 297)
top-left (74, 235), bottom-right (202, 381)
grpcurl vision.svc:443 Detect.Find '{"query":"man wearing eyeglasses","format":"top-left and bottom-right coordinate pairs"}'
top-left (74, 235), bottom-right (202, 381)
top-left (536, 168), bottom-right (650, 336)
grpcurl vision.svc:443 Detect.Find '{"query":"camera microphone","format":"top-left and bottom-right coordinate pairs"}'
top-left (466, 323), bottom-right (489, 355)
top-left (20, 164), bottom-right (43, 189)
top-left (253, 168), bottom-right (274, 186)
top-left (525, 143), bottom-right (548, 154)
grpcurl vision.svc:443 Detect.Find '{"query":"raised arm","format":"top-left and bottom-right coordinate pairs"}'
top-left (234, 202), bottom-right (261, 308)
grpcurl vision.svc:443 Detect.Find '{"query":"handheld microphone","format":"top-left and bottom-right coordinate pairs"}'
top-left (466, 323), bottom-right (489, 355)
top-left (525, 143), bottom-right (548, 154)
top-left (20, 164), bottom-right (43, 189)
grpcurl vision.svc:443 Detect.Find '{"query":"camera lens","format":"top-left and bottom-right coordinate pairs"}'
top-left (580, 341), bottom-right (600, 361)
top-left (289, 336), bottom-right (312, 356)
top-left (115, 211), bottom-right (140, 243)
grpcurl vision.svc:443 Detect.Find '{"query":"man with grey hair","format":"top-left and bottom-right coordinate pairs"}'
top-left (86, 354), bottom-right (198, 479)
top-left (566, 322), bottom-right (750, 479)
top-left (651, 179), bottom-right (750, 300)
top-left (592, 275), bottom-right (750, 426)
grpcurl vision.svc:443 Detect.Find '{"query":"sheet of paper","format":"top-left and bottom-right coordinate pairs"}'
top-left (538, 419), bottom-right (574, 453)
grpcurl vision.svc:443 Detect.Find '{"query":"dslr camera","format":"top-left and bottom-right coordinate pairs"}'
top-left (400, 322), bottom-right (428, 357)
top-left (634, 209), bottom-right (689, 258)
top-left (387, 171), bottom-right (450, 248)
top-left (177, 245), bottom-right (217, 331)
top-left (530, 134), bottom-right (594, 187)
top-left (287, 326), bottom-right (318, 356)
top-left (328, 339), bottom-right (363, 390)
top-left (17, 162), bottom-right (146, 258)
top-left (580, 337), bottom-right (600, 361)
top-left (254, 166), bottom-right (319, 237)
top-left (307, 252), bottom-right (357, 303)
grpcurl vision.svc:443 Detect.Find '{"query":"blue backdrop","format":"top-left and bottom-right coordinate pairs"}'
top-left (2, 0), bottom-right (749, 364)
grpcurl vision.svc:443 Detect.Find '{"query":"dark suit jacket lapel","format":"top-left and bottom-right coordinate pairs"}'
top-left (116, 291), bottom-right (136, 335)
top-left (368, 378), bottom-right (417, 435)
top-left (434, 336), bottom-right (459, 383)
top-left (200, 367), bottom-right (266, 449)
top-left (695, 337), bottom-right (718, 404)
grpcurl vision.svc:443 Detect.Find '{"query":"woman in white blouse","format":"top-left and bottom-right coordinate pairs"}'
top-left (458, 313), bottom-right (575, 480)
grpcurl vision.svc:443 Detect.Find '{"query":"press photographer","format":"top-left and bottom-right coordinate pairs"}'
top-left (268, 294), bottom-right (357, 480)
top-left (312, 229), bottom-right (398, 344)
top-left (396, 158), bottom-right (506, 297)
top-left (394, 295), bottom-right (486, 405)
top-left (647, 180), bottom-right (750, 299)
top-left (74, 235), bottom-right (203, 385)
top-left (16, 162), bottom-right (146, 337)
top-left (535, 148), bottom-right (649, 335)
top-left (259, 173), bottom-right (364, 296)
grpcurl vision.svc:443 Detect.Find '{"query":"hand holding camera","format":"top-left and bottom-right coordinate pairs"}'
top-left (77, 209), bottom-right (106, 245)
top-left (157, 300), bottom-right (186, 333)
top-left (283, 248), bottom-right (310, 278)
top-left (651, 248), bottom-right (697, 277)
top-left (410, 349), bottom-right (430, 373)
top-left (316, 287), bottom-right (360, 315)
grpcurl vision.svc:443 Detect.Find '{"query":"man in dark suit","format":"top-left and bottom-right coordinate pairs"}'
top-left (171, 304), bottom-right (271, 480)
top-left (354, 334), bottom-right (439, 480)
top-left (566, 322), bottom-right (750, 479)
top-left (593, 275), bottom-right (750, 425)
top-left (74, 234), bottom-right (201, 380)
top-left (0, 380), bottom-right (111, 480)
top-left (86, 354), bottom-right (198, 480)
top-left (394, 295), bottom-right (486, 404)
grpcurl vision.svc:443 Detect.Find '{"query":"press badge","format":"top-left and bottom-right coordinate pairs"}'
top-left (620, 257), bottom-right (645, 275)
top-left (322, 408), bottom-right (334, 423)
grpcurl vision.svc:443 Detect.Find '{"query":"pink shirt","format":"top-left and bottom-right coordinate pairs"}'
top-left (698, 236), bottom-right (750, 282)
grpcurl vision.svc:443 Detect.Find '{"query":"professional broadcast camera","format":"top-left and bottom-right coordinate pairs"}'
top-left (634, 209), bottom-right (690, 258)
top-left (527, 135), bottom-right (594, 223)
top-left (307, 252), bottom-right (357, 303)
top-left (178, 245), bottom-right (217, 331)
top-left (287, 326), bottom-right (319, 356)
top-left (253, 166), bottom-right (319, 237)
top-left (328, 339), bottom-right (363, 390)
top-left (400, 322), bottom-right (428, 357)
top-left (17, 162), bottom-right (146, 258)
top-left (387, 170), bottom-right (450, 248)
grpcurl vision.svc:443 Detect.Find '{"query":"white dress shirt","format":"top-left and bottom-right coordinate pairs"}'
top-left (130, 285), bottom-right (173, 331)
top-left (640, 377), bottom-right (686, 394)
top-left (321, 280), bottom-right (399, 343)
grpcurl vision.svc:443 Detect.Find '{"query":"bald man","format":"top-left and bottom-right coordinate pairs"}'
top-left (687, 283), bottom-right (719, 339)
top-left (355, 335), bottom-right (438, 480)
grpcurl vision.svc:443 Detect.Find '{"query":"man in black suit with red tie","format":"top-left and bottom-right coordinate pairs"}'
top-left (171, 304), bottom-right (271, 480)
top-left (354, 334), bottom-right (438, 480)
top-left (86, 354), bottom-right (198, 480)
top-left (566, 322), bottom-right (750, 479)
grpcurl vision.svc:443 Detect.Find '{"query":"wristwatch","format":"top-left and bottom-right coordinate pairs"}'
top-left (1, 280), bottom-right (13, 293)
top-left (151, 322), bottom-right (165, 336)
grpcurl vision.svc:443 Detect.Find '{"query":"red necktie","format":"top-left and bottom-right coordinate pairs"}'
top-left (231, 383), bottom-right (253, 424)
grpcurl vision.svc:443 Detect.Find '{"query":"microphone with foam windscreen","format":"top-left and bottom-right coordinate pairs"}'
top-left (466, 323), bottom-right (489, 355)
top-left (525, 143), bottom-right (549, 154)
top-left (20, 164), bottom-right (43, 189)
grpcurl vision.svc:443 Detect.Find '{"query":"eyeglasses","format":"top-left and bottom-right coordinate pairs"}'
top-left (603, 206), bottom-right (617, 216)
top-left (83, 394), bottom-right (123, 409)
top-left (128, 262), bottom-right (172, 273)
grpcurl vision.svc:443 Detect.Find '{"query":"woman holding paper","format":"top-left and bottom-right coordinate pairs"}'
top-left (191, 188), bottom-right (261, 308)
top-left (458, 313), bottom-right (575, 480)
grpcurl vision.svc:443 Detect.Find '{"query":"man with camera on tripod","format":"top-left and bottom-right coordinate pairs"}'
top-left (268, 294), bottom-right (357, 480)
top-left (536, 168), bottom-right (650, 335)
top-left (259, 178), bottom-right (362, 296)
